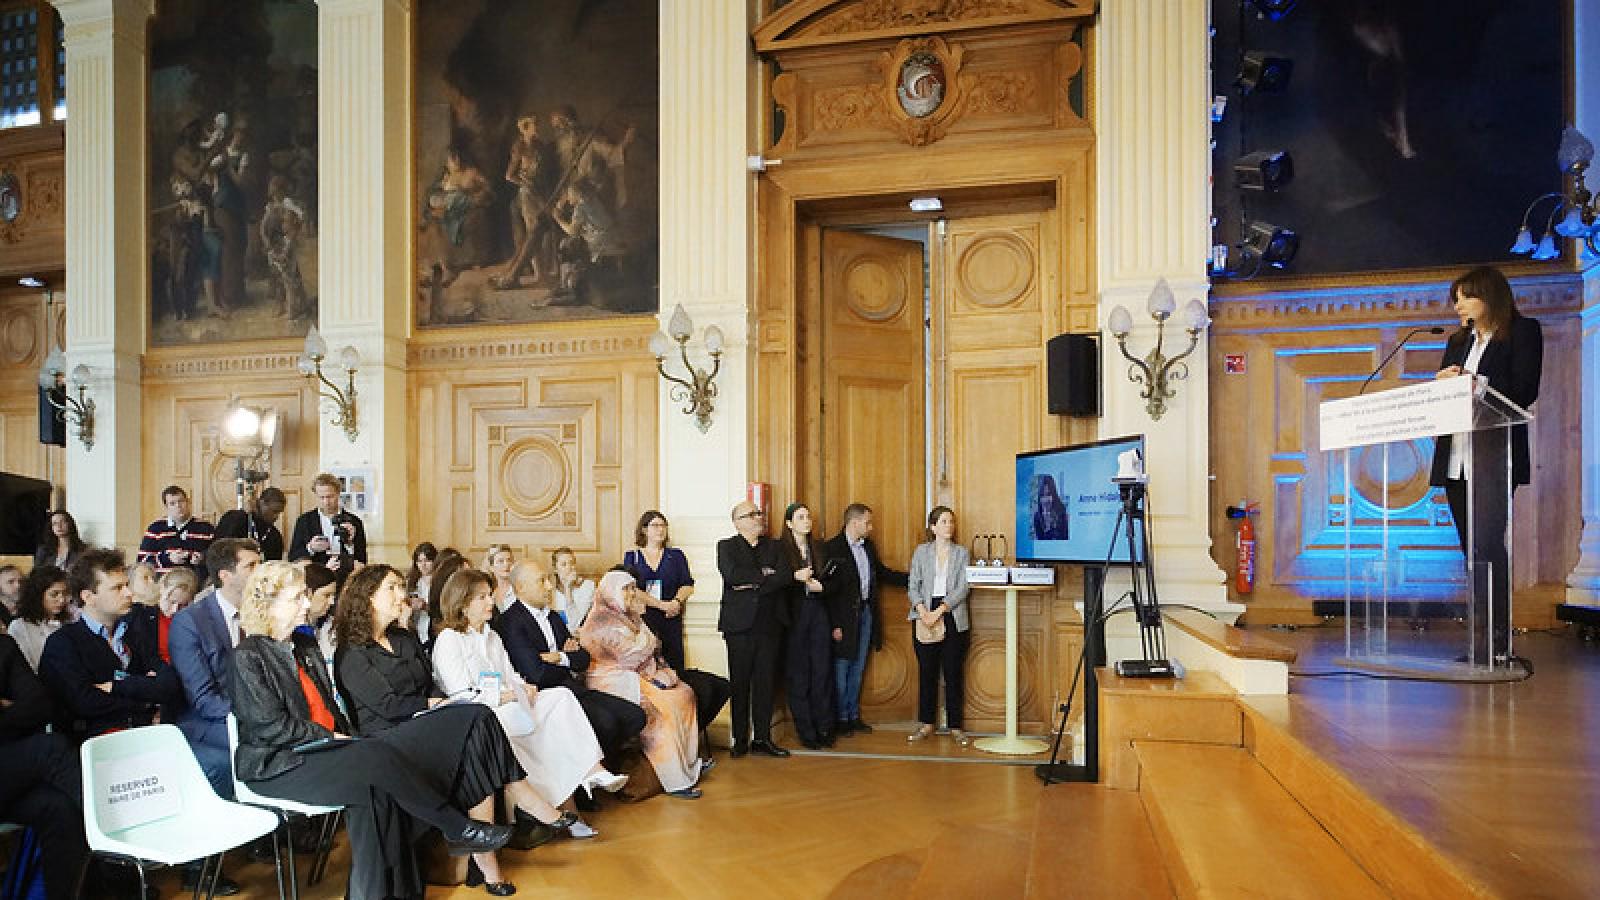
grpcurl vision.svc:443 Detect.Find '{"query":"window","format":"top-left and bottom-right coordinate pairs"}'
top-left (0, 1), bottom-right (63, 130)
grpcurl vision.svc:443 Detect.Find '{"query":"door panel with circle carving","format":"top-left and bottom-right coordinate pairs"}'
top-left (820, 228), bottom-right (924, 722)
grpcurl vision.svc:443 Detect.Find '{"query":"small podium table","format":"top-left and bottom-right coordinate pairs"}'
top-left (970, 583), bottom-right (1051, 755)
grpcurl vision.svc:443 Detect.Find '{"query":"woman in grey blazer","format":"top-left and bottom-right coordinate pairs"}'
top-left (906, 506), bottom-right (971, 744)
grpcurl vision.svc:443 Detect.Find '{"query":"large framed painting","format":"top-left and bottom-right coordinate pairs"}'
top-left (147, 0), bottom-right (318, 346)
top-left (414, 0), bottom-right (659, 327)
top-left (1211, 1), bottom-right (1565, 281)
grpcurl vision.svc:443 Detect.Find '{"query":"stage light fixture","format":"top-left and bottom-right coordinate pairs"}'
top-left (1234, 151), bottom-right (1294, 192)
top-left (1236, 53), bottom-right (1293, 95)
top-left (1242, 220), bottom-right (1300, 269)
top-left (1246, 0), bottom-right (1297, 22)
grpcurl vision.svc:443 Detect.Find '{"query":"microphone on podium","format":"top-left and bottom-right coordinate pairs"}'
top-left (1359, 326), bottom-right (1446, 395)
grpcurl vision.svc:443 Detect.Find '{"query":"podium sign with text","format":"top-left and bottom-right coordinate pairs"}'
top-left (1318, 377), bottom-right (1474, 452)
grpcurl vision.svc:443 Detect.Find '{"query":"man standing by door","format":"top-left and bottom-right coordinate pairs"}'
top-left (823, 503), bottom-right (907, 737)
top-left (716, 501), bottom-right (791, 758)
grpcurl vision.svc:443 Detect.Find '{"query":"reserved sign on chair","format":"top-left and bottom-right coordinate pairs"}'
top-left (94, 751), bottom-right (183, 833)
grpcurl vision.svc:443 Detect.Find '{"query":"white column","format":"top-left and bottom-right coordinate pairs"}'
top-left (314, 0), bottom-right (411, 565)
top-left (659, 0), bottom-right (755, 676)
top-left (1096, 0), bottom-right (1234, 617)
top-left (1564, 0), bottom-right (1600, 605)
top-left (54, 0), bottom-right (152, 549)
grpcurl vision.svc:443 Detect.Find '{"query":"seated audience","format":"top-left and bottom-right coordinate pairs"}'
top-left (9, 565), bottom-right (71, 672)
top-left (550, 547), bottom-right (595, 628)
top-left (137, 484), bottom-right (216, 578)
top-left (426, 547), bottom-right (468, 643)
top-left (485, 544), bottom-right (515, 612)
top-left (334, 564), bottom-right (578, 889)
top-left (39, 548), bottom-right (184, 739)
top-left (231, 561), bottom-right (514, 900)
top-left (0, 632), bottom-right (87, 900)
top-left (215, 486), bottom-right (287, 561)
top-left (0, 563), bottom-right (20, 626)
top-left (405, 542), bottom-right (439, 635)
top-left (170, 538), bottom-right (263, 798)
top-left (496, 560), bottom-right (646, 762)
top-left (296, 563), bottom-right (340, 673)
top-left (150, 567), bottom-right (200, 662)
top-left (127, 561), bottom-right (159, 608)
top-left (33, 509), bottom-right (85, 572)
top-left (580, 571), bottom-right (705, 798)
top-left (433, 568), bottom-right (627, 839)
top-left (289, 472), bottom-right (368, 573)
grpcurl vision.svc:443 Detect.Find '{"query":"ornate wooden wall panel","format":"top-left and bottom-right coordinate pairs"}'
top-left (407, 325), bottom-right (659, 576)
top-left (0, 287), bottom-right (63, 488)
top-left (141, 343), bottom-right (321, 529)
top-left (1209, 275), bottom-right (1583, 625)
top-left (0, 128), bottom-right (65, 280)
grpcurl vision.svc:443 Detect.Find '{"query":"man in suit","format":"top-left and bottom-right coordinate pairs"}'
top-left (39, 547), bottom-right (184, 738)
top-left (289, 472), bottom-right (367, 573)
top-left (215, 486), bottom-right (286, 561)
top-left (137, 484), bottom-right (216, 579)
top-left (1, 632), bottom-right (87, 900)
top-left (823, 502), bottom-right (908, 736)
top-left (169, 537), bottom-right (261, 797)
top-left (716, 500), bottom-right (791, 758)
top-left (496, 560), bottom-right (645, 760)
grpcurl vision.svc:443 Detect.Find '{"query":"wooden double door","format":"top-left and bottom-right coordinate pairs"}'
top-left (804, 209), bottom-right (1059, 731)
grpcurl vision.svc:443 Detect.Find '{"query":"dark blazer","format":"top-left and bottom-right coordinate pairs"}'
top-left (495, 599), bottom-right (591, 690)
top-left (31, 545), bottom-right (80, 572)
top-left (290, 628), bottom-right (352, 735)
top-left (0, 633), bottom-right (53, 742)
top-left (333, 627), bottom-right (433, 735)
top-left (716, 534), bottom-right (791, 634)
top-left (38, 616), bottom-right (183, 738)
top-left (168, 591), bottom-right (235, 750)
top-left (821, 532), bottom-right (909, 658)
top-left (229, 635), bottom-right (335, 782)
top-left (779, 532), bottom-right (829, 621)
top-left (288, 509), bottom-right (368, 567)
top-left (215, 509), bottom-right (285, 561)
top-left (1428, 315), bottom-right (1543, 487)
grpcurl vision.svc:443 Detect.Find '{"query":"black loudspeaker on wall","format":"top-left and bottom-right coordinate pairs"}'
top-left (1046, 332), bottom-right (1100, 416)
top-left (38, 386), bottom-right (66, 446)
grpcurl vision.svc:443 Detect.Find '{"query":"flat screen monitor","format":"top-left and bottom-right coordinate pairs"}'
top-left (1015, 435), bottom-right (1145, 565)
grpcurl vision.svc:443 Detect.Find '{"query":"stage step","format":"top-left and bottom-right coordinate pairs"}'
top-left (1098, 668), bottom-right (1242, 790)
top-left (1024, 783), bottom-right (1173, 899)
top-left (1135, 742), bottom-right (1386, 899)
top-left (1241, 695), bottom-right (1587, 899)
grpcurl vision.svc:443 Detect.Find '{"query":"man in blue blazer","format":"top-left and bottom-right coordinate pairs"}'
top-left (169, 537), bottom-right (260, 798)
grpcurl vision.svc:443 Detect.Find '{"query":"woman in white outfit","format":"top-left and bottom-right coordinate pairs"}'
top-left (432, 567), bottom-right (626, 836)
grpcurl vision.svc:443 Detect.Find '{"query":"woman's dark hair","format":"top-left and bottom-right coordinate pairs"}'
top-left (634, 510), bottom-right (669, 548)
top-left (405, 541), bottom-right (438, 595)
top-left (333, 563), bottom-right (401, 648)
top-left (18, 565), bottom-right (70, 625)
top-left (780, 503), bottom-right (814, 570)
top-left (924, 505), bottom-right (956, 543)
top-left (427, 550), bottom-right (468, 631)
top-left (303, 562), bottom-right (337, 596)
top-left (1450, 266), bottom-right (1519, 339)
top-left (438, 568), bottom-right (493, 634)
top-left (38, 510), bottom-right (85, 558)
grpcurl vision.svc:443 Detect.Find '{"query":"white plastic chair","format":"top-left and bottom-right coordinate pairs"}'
top-left (227, 714), bottom-right (344, 897)
top-left (80, 724), bottom-right (282, 899)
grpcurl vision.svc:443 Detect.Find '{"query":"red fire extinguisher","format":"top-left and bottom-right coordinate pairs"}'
top-left (1227, 502), bottom-right (1258, 596)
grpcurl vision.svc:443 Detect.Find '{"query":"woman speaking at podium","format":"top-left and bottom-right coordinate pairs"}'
top-left (1428, 266), bottom-right (1543, 663)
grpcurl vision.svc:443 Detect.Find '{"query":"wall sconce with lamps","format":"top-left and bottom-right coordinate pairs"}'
top-left (649, 304), bottom-right (723, 434)
top-left (26, 276), bottom-right (96, 450)
top-left (1510, 125), bottom-right (1599, 261)
top-left (1107, 278), bottom-right (1211, 421)
top-left (296, 325), bottom-right (361, 442)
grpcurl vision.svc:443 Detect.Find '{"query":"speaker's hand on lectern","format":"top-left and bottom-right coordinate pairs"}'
top-left (1436, 365), bottom-right (1462, 379)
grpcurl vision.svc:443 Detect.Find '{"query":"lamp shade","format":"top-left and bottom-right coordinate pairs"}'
top-left (297, 356), bottom-right (316, 377)
top-left (69, 364), bottom-right (91, 389)
top-left (303, 325), bottom-right (328, 360)
top-left (338, 345), bottom-right (361, 372)
top-left (1531, 233), bottom-right (1560, 261)
top-left (1554, 206), bottom-right (1587, 238)
top-left (648, 330), bottom-right (671, 358)
top-left (667, 304), bottom-right (693, 341)
top-left (1108, 305), bottom-right (1133, 337)
top-left (1183, 298), bottom-right (1210, 331)
top-left (1510, 226), bottom-right (1536, 254)
top-left (704, 324), bottom-right (724, 354)
top-left (1557, 125), bottom-right (1595, 175)
top-left (38, 347), bottom-right (66, 389)
top-left (1146, 278), bottom-right (1177, 318)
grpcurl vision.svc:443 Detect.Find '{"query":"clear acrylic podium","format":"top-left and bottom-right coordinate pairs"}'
top-left (1319, 377), bottom-right (1532, 677)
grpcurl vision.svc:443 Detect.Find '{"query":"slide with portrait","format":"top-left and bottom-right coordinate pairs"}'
top-left (1014, 438), bottom-right (1140, 564)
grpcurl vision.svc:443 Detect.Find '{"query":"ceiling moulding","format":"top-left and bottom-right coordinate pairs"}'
top-left (753, 0), bottom-right (1096, 53)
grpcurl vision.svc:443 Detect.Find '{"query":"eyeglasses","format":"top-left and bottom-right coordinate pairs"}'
top-left (738, 510), bottom-right (765, 519)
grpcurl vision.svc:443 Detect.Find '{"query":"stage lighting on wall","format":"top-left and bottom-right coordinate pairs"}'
top-left (1246, 0), bottom-right (1297, 22)
top-left (649, 304), bottom-right (724, 433)
top-left (1236, 53), bottom-right (1292, 95)
top-left (1106, 279), bottom-right (1210, 421)
top-left (1234, 151), bottom-right (1294, 192)
top-left (1242, 220), bottom-right (1300, 269)
top-left (1510, 125), bottom-right (1598, 261)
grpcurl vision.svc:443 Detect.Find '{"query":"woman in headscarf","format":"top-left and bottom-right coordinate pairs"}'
top-left (579, 570), bottom-right (705, 798)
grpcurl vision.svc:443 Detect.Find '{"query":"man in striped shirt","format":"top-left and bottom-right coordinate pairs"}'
top-left (137, 485), bottom-right (216, 580)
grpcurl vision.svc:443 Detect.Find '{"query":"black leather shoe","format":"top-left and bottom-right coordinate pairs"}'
top-left (835, 720), bottom-right (855, 736)
top-left (819, 731), bottom-right (836, 747)
top-left (731, 742), bottom-right (749, 758)
top-left (466, 859), bottom-right (518, 896)
top-left (751, 740), bottom-right (791, 758)
top-left (447, 822), bottom-right (514, 855)
top-left (848, 718), bottom-right (873, 734)
top-left (800, 737), bottom-right (821, 750)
